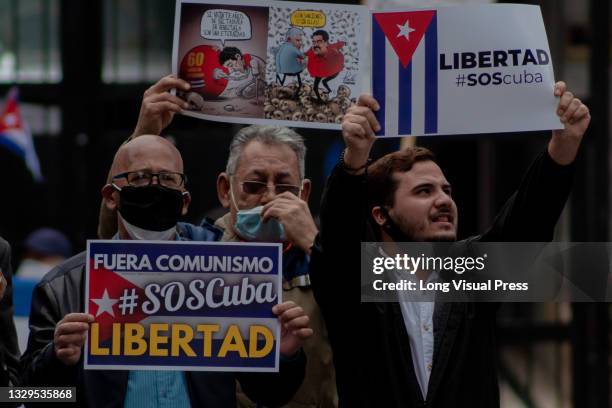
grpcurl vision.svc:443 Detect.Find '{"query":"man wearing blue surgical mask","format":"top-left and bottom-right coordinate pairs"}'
top-left (215, 125), bottom-right (317, 251)
top-left (214, 125), bottom-right (337, 408)
top-left (96, 76), bottom-right (338, 408)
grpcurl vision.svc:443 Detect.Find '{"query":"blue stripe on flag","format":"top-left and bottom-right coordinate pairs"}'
top-left (425, 13), bottom-right (438, 134)
top-left (372, 16), bottom-right (386, 136)
top-left (398, 61), bottom-right (412, 135)
top-left (0, 134), bottom-right (26, 159)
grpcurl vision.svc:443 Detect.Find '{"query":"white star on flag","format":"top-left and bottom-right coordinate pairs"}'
top-left (4, 113), bottom-right (17, 127)
top-left (92, 289), bottom-right (118, 317)
top-left (396, 20), bottom-right (415, 40)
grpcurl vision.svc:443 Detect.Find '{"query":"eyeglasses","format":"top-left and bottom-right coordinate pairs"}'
top-left (112, 170), bottom-right (186, 189)
top-left (239, 180), bottom-right (302, 196)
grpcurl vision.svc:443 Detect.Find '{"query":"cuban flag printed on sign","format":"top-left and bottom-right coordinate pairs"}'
top-left (85, 241), bottom-right (281, 372)
top-left (372, 11), bottom-right (438, 138)
top-left (0, 87), bottom-right (42, 180)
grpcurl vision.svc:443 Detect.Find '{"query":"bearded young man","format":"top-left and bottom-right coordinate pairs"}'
top-left (310, 82), bottom-right (590, 407)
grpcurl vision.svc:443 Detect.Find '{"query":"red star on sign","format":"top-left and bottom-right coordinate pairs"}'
top-left (373, 11), bottom-right (436, 69)
top-left (88, 259), bottom-right (147, 341)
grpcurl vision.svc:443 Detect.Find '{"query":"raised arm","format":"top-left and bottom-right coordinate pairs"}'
top-left (319, 94), bottom-right (380, 242)
top-left (131, 75), bottom-right (190, 138)
top-left (97, 75), bottom-right (191, 238)
top-left (547, 81), bottom-right (591, 165)
top-left (482, 81), bottom-right (590, 241)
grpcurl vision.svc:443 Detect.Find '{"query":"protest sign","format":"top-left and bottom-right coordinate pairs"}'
top-left (173, 1), bottom-right (562, 137)
top-left (172, 0), bottom-right (368, 130)
top-left (84, 240), bottom-right (282, 372)
top-left (372, 4), bottom-right (562, 137)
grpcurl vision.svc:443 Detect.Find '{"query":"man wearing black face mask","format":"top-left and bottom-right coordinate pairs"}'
top-left (103, 140), bottom-right (191, 242)
top-left (21, 135), bottom-right (312, 408)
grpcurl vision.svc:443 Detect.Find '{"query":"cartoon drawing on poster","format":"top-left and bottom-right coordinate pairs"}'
top-left (173, 0), bottom-right (367, 129)
top-left (177, 5), bottom-right (269, 118)
top-left (265, 6), bottom-right (363, 124)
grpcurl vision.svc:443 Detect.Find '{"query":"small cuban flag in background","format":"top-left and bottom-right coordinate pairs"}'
top-left (372, 10), bottom-right (438, 138)
top-left (0, 87), bottom-right (42, 181)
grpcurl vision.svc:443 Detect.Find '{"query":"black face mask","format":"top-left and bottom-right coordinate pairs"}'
top-left (116, 185), bottom-right (186, 231)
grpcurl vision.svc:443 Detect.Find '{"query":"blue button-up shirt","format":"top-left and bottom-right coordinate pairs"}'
top-left (124, 370), bottom-right (191, 408)
top-left (115, 228), bottom-right (199, 408)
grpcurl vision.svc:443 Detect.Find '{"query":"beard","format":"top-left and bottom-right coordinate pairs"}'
top-left (427, 235), bottom-right (457, 242)
top-left (380, 212), bottom-right (415, 242)
top-left (384, 211), bottom-right (457, 243)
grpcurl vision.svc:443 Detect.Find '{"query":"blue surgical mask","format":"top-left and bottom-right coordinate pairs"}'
top-left (230, 180), bottom-right (286, 242)
top-left (234, 205), bottom-right (286, 242)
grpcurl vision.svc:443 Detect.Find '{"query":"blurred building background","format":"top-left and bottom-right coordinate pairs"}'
top-left (0, 0), bottom-right (609, 406)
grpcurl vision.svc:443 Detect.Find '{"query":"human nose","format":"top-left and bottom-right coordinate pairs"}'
top-left (434, 189), bottom-right (453, 209)
top-left (150, 174), bottom-right (161, 186)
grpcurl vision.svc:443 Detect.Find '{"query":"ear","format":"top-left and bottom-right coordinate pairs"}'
top-left (217, 173), bottom-right (231, 209)
top-left (371, 206), bottom-right (387, 227)
top-left (102, 184), bottom-right (118, 211)
top-left (300, 178), bottom-right (312, 202)
top-left (181, 191), bottom-right (191, 216)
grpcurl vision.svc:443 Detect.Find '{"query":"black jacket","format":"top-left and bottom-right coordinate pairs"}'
top-left (20, 252), bottom-right (306, 408)
top-left (311, 152), bottom-right (574, 407)
top-left (0, 237), bottom-right (20, 389)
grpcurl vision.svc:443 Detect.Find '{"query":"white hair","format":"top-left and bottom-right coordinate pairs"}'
top-left (226, 125), bottom-right (306, 179)
top-left (286, 27), bottom-right (305, 41)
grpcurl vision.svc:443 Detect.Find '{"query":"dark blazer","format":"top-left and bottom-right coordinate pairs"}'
top-left (312, 152), bottom-right (574, 407)
top-left (20, 251), bottom-right (306, 408)
top-left (0, 237), bottom-right (20, 389)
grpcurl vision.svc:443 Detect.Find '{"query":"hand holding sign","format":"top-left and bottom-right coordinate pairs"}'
top-left (548, 81), bottom-right (591, 165)
top-left (133, 75), bottom-right (191, 137)
top-left (341, 94), bottom-right (380, 171)
top-left (273, 301), bottom-right (313, 357)
top-left (54, 313), bottom-right (95, 365)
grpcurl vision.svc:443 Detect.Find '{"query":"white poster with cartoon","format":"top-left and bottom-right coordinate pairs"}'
top-left (172, 0), bottom-right (368, 129)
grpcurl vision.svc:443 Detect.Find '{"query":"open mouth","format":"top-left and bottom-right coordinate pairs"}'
top-left (431, 213), bottom-right (454, 224)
